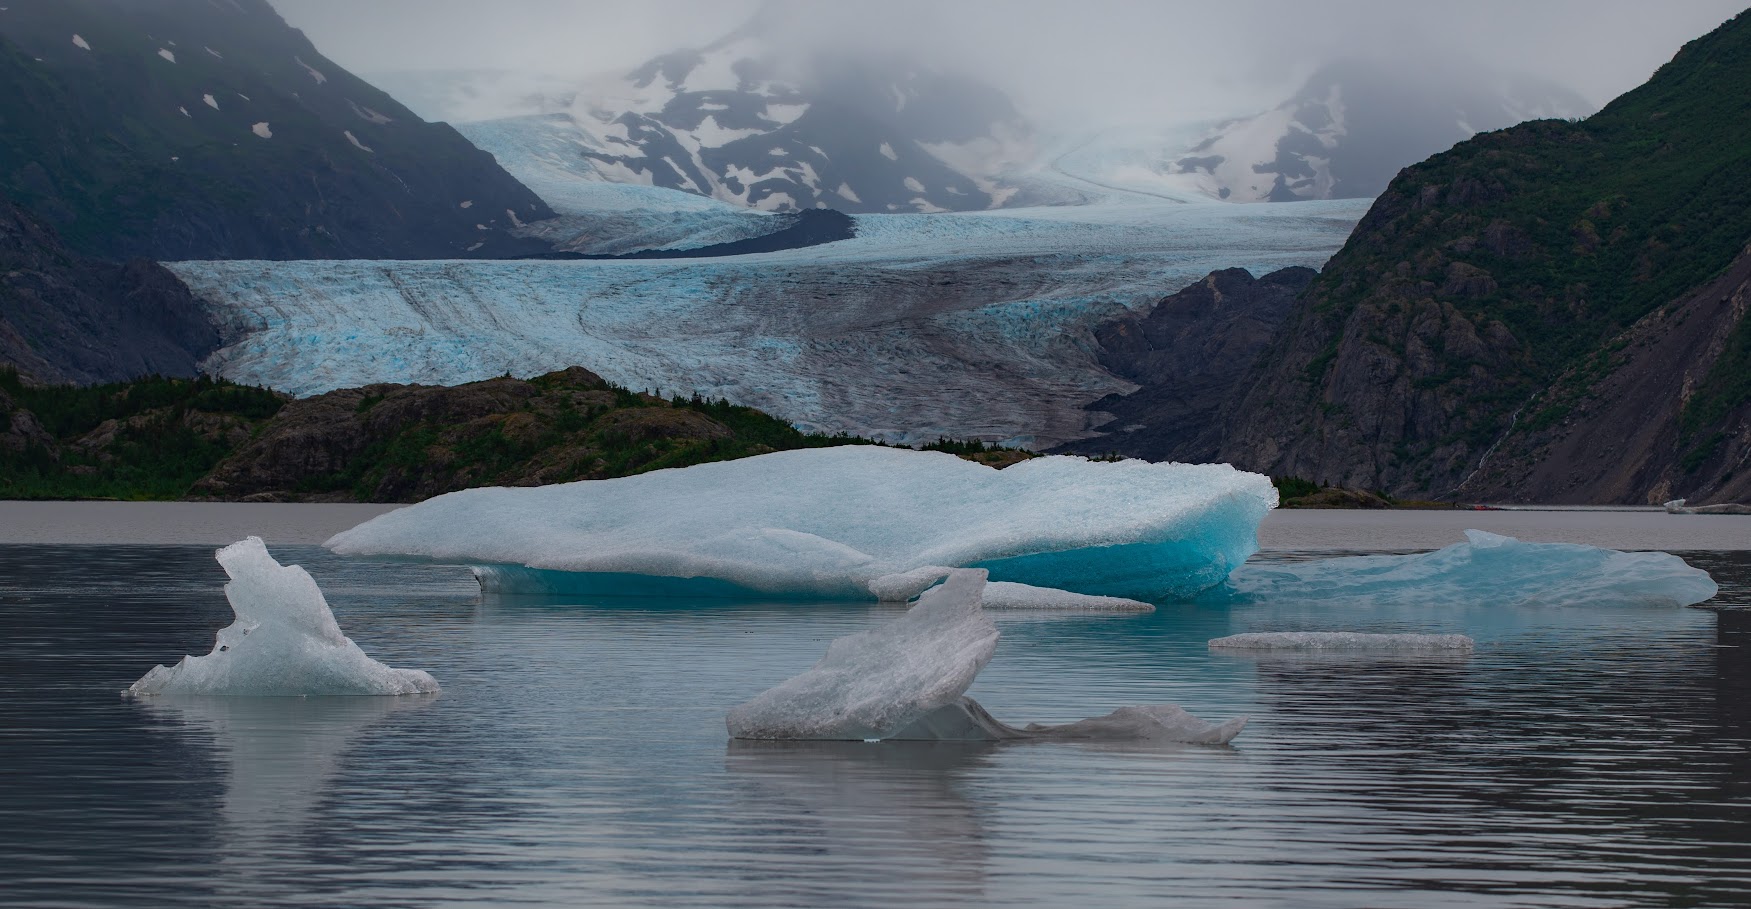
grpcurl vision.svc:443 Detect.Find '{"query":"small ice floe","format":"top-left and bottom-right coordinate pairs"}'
top-left (71, 34), bottom-right (90, 51)
top-left (869, 567), bottom-right (1152, 612)
top-left (1212, 530), bottom-right (1716, 609)
top-left (251, 122), bottom-right (272, 138)
top-left (126, 537), bottom-right (438, 697)
top-left (1664, 498), bottom-right (1751, 515)
top-left (1209, 632), bottom-right (1475, 652)
top-left (726, 569), bottom-right (1242, 743)
top-left (157, 48), bottom-right (175, 63)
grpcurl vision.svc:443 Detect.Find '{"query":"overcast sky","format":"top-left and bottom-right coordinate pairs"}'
top-left (272, 0), bottom-right (1746, 124)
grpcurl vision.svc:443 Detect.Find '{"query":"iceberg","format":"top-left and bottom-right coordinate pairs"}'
top-left (127, 537), bottom-right (439, 697)
top-left (726, 568), bottom-right (1245, 743)
top-left (1209, 632), bottom-right (1475, 651)
top-left (1210, 531), bottom-right (1717, 609)
top-left (329, 447), bottom-right (1276, 602)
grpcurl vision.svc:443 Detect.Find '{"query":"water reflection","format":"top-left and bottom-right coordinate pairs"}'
top-left (135, 695), bottom-right (435, 896)
top-left (724, 740), bottom-right (997, 901)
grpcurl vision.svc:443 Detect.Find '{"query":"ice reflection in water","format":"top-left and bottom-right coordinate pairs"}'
top-left (2, 543), bottom-right (1749, 908)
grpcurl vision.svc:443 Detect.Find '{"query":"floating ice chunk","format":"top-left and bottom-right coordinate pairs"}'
top-left (1664, 498), bottom-right (1751, 515)
top-left (983, 581), bottom-right (1154, 612)
top-left (1209, 632), bottom-right (1474, 651)
top-left (728, 569), bottom-right (998, 741)
top-left (127, 537), bottom-right (438, 697)
top-left (329, 448), bottom-right (1275, 601)
top-left (727, 569), bottom-right (1242, 743)
top-left (1212, 531), bottom-right (1717, 608)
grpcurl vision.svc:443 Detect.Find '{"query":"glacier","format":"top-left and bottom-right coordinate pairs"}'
top-left (327, 447), bottom-right (1277, 602)
top-left (727, 569), bottom-right (1245, 743)
top-left (168, 185), bottom-right (1367, 448)
top-left (127, 537), bottom-right (439, 697)
top-left (1208, 530), bottom-right (1718, 609)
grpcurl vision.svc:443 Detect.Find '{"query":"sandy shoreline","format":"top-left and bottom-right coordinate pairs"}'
top-left (2, 500), bottom-right (1747, 550)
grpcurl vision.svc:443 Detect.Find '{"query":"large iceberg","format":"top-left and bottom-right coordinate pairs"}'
top-left (127, 537), bottom-right (439, 697)
top-left (726, 568), bottom-right (1246, 743)
top-left (1209, 530), bottom-right (1718, 608)
top-left (329, 447), bottom-right (1276, 601)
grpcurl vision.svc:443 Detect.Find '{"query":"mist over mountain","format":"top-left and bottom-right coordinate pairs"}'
top-left (1168, 59), bottom-right (1595, 203)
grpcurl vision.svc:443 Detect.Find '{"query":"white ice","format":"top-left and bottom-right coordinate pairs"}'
top-left (327, 447), bottom-right (1276, 601)
top-left (727, 569), bottom-right (1243, 742)
top-left (869, 567), bottom-right (1152, 612)
top-left (127, 537), bottom-right (438, 697)
top-left (251, 122), bottom-right (272, 139)
top-left (1212, 530), bottom-right (1718, 609)
top-left (1209, 632), bottom-right (1475, 651)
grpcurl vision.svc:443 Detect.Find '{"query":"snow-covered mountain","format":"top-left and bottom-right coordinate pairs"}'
top-left (1168, 59), bottom-right (1594, 202)
top-left (480, 11), bottom-right (1033, 215)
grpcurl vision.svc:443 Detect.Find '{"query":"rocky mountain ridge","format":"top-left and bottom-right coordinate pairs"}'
top-left (0, 0), bottom-right (554, 260)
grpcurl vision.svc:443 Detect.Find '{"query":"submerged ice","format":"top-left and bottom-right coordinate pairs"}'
top-left (1210, 531), bottom-right (1717, 609)
top-left (329, 447), bottom-right (1276, 601)
top-left (726, 568), bottom-right (1245, 744)
top-left (127, 537), bottom-right (438, 697)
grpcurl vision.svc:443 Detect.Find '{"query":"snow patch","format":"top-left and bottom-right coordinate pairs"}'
top-left (903, 176), bottom-right (925, 192)
top-left (344, 130), bottom-right (373, 152)
top-left (71, 34), bottom-right (90, 51)
top-left (157, 48), bottom-right (176, 63)
top-left (203, 93), bottom-right (219, 110)
top-left (835, 182), bottom-right (862, 203)
top-left (879, 142), bottom-right (897, 161)
top-left (295, 55), bottom-right (327, 85)
top-left (458, 200), bottom-right (473, 209)
top-left (251, 122), bottom-right (272, 139)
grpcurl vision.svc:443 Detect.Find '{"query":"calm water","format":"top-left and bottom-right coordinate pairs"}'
top-left (2, 543), bottom-right (1750, 908)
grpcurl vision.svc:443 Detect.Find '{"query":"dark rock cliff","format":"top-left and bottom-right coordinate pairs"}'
top-left (0, 198), bottom-right (218, 384)
top-left (1210, 10), bottom-right (1751, 502)
top-left (0, 0), bottom-right (554, 260)
top-left (1056, 266), bottom-right (1314, 462)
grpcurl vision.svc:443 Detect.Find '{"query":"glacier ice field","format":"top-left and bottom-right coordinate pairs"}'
top-left (167, 117), bottom-right (1370, 447)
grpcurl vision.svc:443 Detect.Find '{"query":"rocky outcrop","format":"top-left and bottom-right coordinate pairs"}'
top-left (0, 199), bottom-right (218, 384)
top-left (1056, 266), bottom-right (1314, 461)
top-left (0, 0), bottom-right (553, 260)
top-left (1209, 11), bottom-right (1751, 501)
top-left (1454, 245), bottom-right (1751, 505)
top-left (192, 367), bottom-right (805, 502)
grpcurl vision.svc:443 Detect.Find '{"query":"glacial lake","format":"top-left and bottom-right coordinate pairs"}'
top-left (2, 509), bottom-right (1750, 907)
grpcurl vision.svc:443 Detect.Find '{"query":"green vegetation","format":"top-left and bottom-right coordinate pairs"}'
top-left (1, 368), bottom-right (1037, 502)
top-left (1298, 10), bottom-right (1751, 463)
top-left (0, 367), bottom-right (286, 499)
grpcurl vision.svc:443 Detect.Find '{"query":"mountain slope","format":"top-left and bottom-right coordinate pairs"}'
top-left (556, 14), bottom-right (1029, 215)
top-left (1, 198), bottom-right (217, 384)
top-left (1170, 58), bottom-right (1593, 203)
top-left (0, 0), bottom-right (553, 260)
top-left (1215, 10), bottom-right (1751, 501)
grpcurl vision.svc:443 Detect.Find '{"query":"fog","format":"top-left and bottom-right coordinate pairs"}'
top-left (273, 0), bottom-right (1745, 125)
